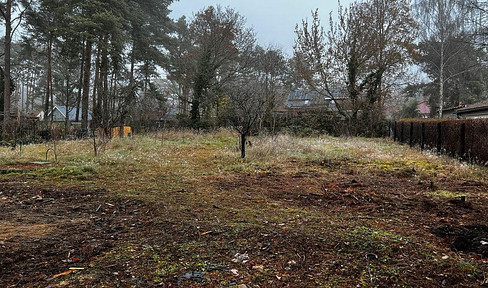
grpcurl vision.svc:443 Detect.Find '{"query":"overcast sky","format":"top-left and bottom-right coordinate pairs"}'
top-left (169, 0), bottom-right (353, 56)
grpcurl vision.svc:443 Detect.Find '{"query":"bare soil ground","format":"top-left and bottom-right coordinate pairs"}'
top-left (0, 135), bottom-right (488, 287)
top-left (0, 178), bottom-right (148, 286)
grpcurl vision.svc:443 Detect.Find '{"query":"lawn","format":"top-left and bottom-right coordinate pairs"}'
top-left (0, 130), bottom-right (487, 287)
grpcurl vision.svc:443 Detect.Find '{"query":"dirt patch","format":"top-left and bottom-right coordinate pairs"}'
top-left (0, 183), bottom-right (149, 287)
top-left (208, 169), bottom-right (488, 287)
top-left (216, 170), bottom-right (488, 226)
top-left (0, 162), bottom-right (54, 173)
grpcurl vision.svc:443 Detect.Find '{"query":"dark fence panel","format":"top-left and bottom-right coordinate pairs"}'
top-left (404, 122), bottom-right (412, 146)
top-left (441, 121), bottom-right (461, 157)
top-left (423, 122), bottom-right (438, 151)
top-left (394, 118), bottom-right (488, 165)
top-left (411, 122), bottom-right (421, 147)
top-left (468, 119), bottom-right (488, 164)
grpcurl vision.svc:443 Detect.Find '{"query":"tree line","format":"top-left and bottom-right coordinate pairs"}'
top-left (2, 0), bottom-right (488, 142)
top-left (296, 0), bottom-right (488, 135)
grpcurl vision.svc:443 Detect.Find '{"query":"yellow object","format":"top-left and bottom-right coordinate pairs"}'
top-left (112, 126), bottom-right (132, 138)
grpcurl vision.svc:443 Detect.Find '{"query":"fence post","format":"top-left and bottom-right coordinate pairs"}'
top-left (460, 123), bottom-right (466, 159)
top-left (421, 122), bottom-right (425, 151)
top-left (436, 122), bottom-right (442, 155)
top-left (409, 122), bottom-right (414, 147)
top-left (400, 122), bottom-right (404, 143)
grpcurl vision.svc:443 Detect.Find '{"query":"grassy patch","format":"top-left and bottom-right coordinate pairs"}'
top-left (427, 189), bottom-right (465, 198)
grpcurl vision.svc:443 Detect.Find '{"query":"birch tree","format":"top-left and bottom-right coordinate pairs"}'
top-left (413, 0), bottom-right (473, 117)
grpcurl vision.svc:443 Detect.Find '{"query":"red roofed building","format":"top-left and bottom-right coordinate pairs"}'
top-left (417, 101), bottom-right (431, 118)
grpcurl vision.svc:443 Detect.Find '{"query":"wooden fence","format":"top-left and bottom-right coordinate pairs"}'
top-left (393, 119), bottom-right (488, 165)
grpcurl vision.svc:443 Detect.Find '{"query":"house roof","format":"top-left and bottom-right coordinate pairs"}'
top-left (286, 89), bottom-right (332, 109)
top-left (442, 103), bottom-right (466, 114)
top-left (417, 101), bottom-right (431, 114)
top-left (456, 99), bottom-right (488, 114)
top-left (51, 105), bottom-right (92, 121)
top-left (26, 110), bottom-right (43, 117)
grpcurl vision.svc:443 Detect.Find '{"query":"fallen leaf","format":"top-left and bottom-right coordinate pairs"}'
top-left (52, 269), bottom-right (74, 279)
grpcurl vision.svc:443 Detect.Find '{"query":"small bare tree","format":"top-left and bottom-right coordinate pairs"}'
top-left (224, 77), bottom-right (266, 158)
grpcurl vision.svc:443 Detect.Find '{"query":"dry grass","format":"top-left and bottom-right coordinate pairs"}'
top-left (0, 222), bottom-right (55, 241)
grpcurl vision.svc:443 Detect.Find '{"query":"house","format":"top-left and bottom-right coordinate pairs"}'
top-left (456, 99), bottom-right (488, 119)
top-left (47, 105), bottom-right (92, 125)
top-left (441, 99), bottom-right (488, 119)
top-left (442, 104), bottom-right (464, 119)
top-left (25, 110), bottom-right (45, 121)
top-left (285, 89), bottom-right (332, 110)
top-left (417, 101), bottom-right (431, 118)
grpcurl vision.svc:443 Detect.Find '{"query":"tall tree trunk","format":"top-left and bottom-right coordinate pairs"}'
top-left (111, 73), bottom-right (117, 121)
top-left (76, 40), bottom-right (85, 122)
top-left (191, 78), bottom-right (204, 124)
top-left (45, 39), bottom-right (53, 122)
top-left (100, 39), bottom-right (109, 132)
top-left (81, 40), bottom-right (92, 132)
top-left (179, 86), bottom-right (190, 115)
top-left (3, 0), bottom-right (12, 134)
top-left (29, 76), bottom-right (34, 112)
top-left (92, 48), bottom-right (102, 125)
top-left (129, 40), bottom-right (135, 84)
top-left (49, 43), bottom-right (54, 123)
top-left (65, 77), bottom-right (70, 138)
top-left (439, 40), bottom-right (445, 119)
top-left (25, 79), bottom-right (29, 111)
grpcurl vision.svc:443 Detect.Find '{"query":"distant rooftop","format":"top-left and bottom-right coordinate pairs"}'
top-left (50, 105), bottom-right (92, 121)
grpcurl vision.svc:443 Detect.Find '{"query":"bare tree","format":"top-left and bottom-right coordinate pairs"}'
top-left (253, 45), bottom-right (289, 130)
top-left (295, 0), bottom-right (416, 135)
top-left (224, 77), bottom-right (266, 158)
